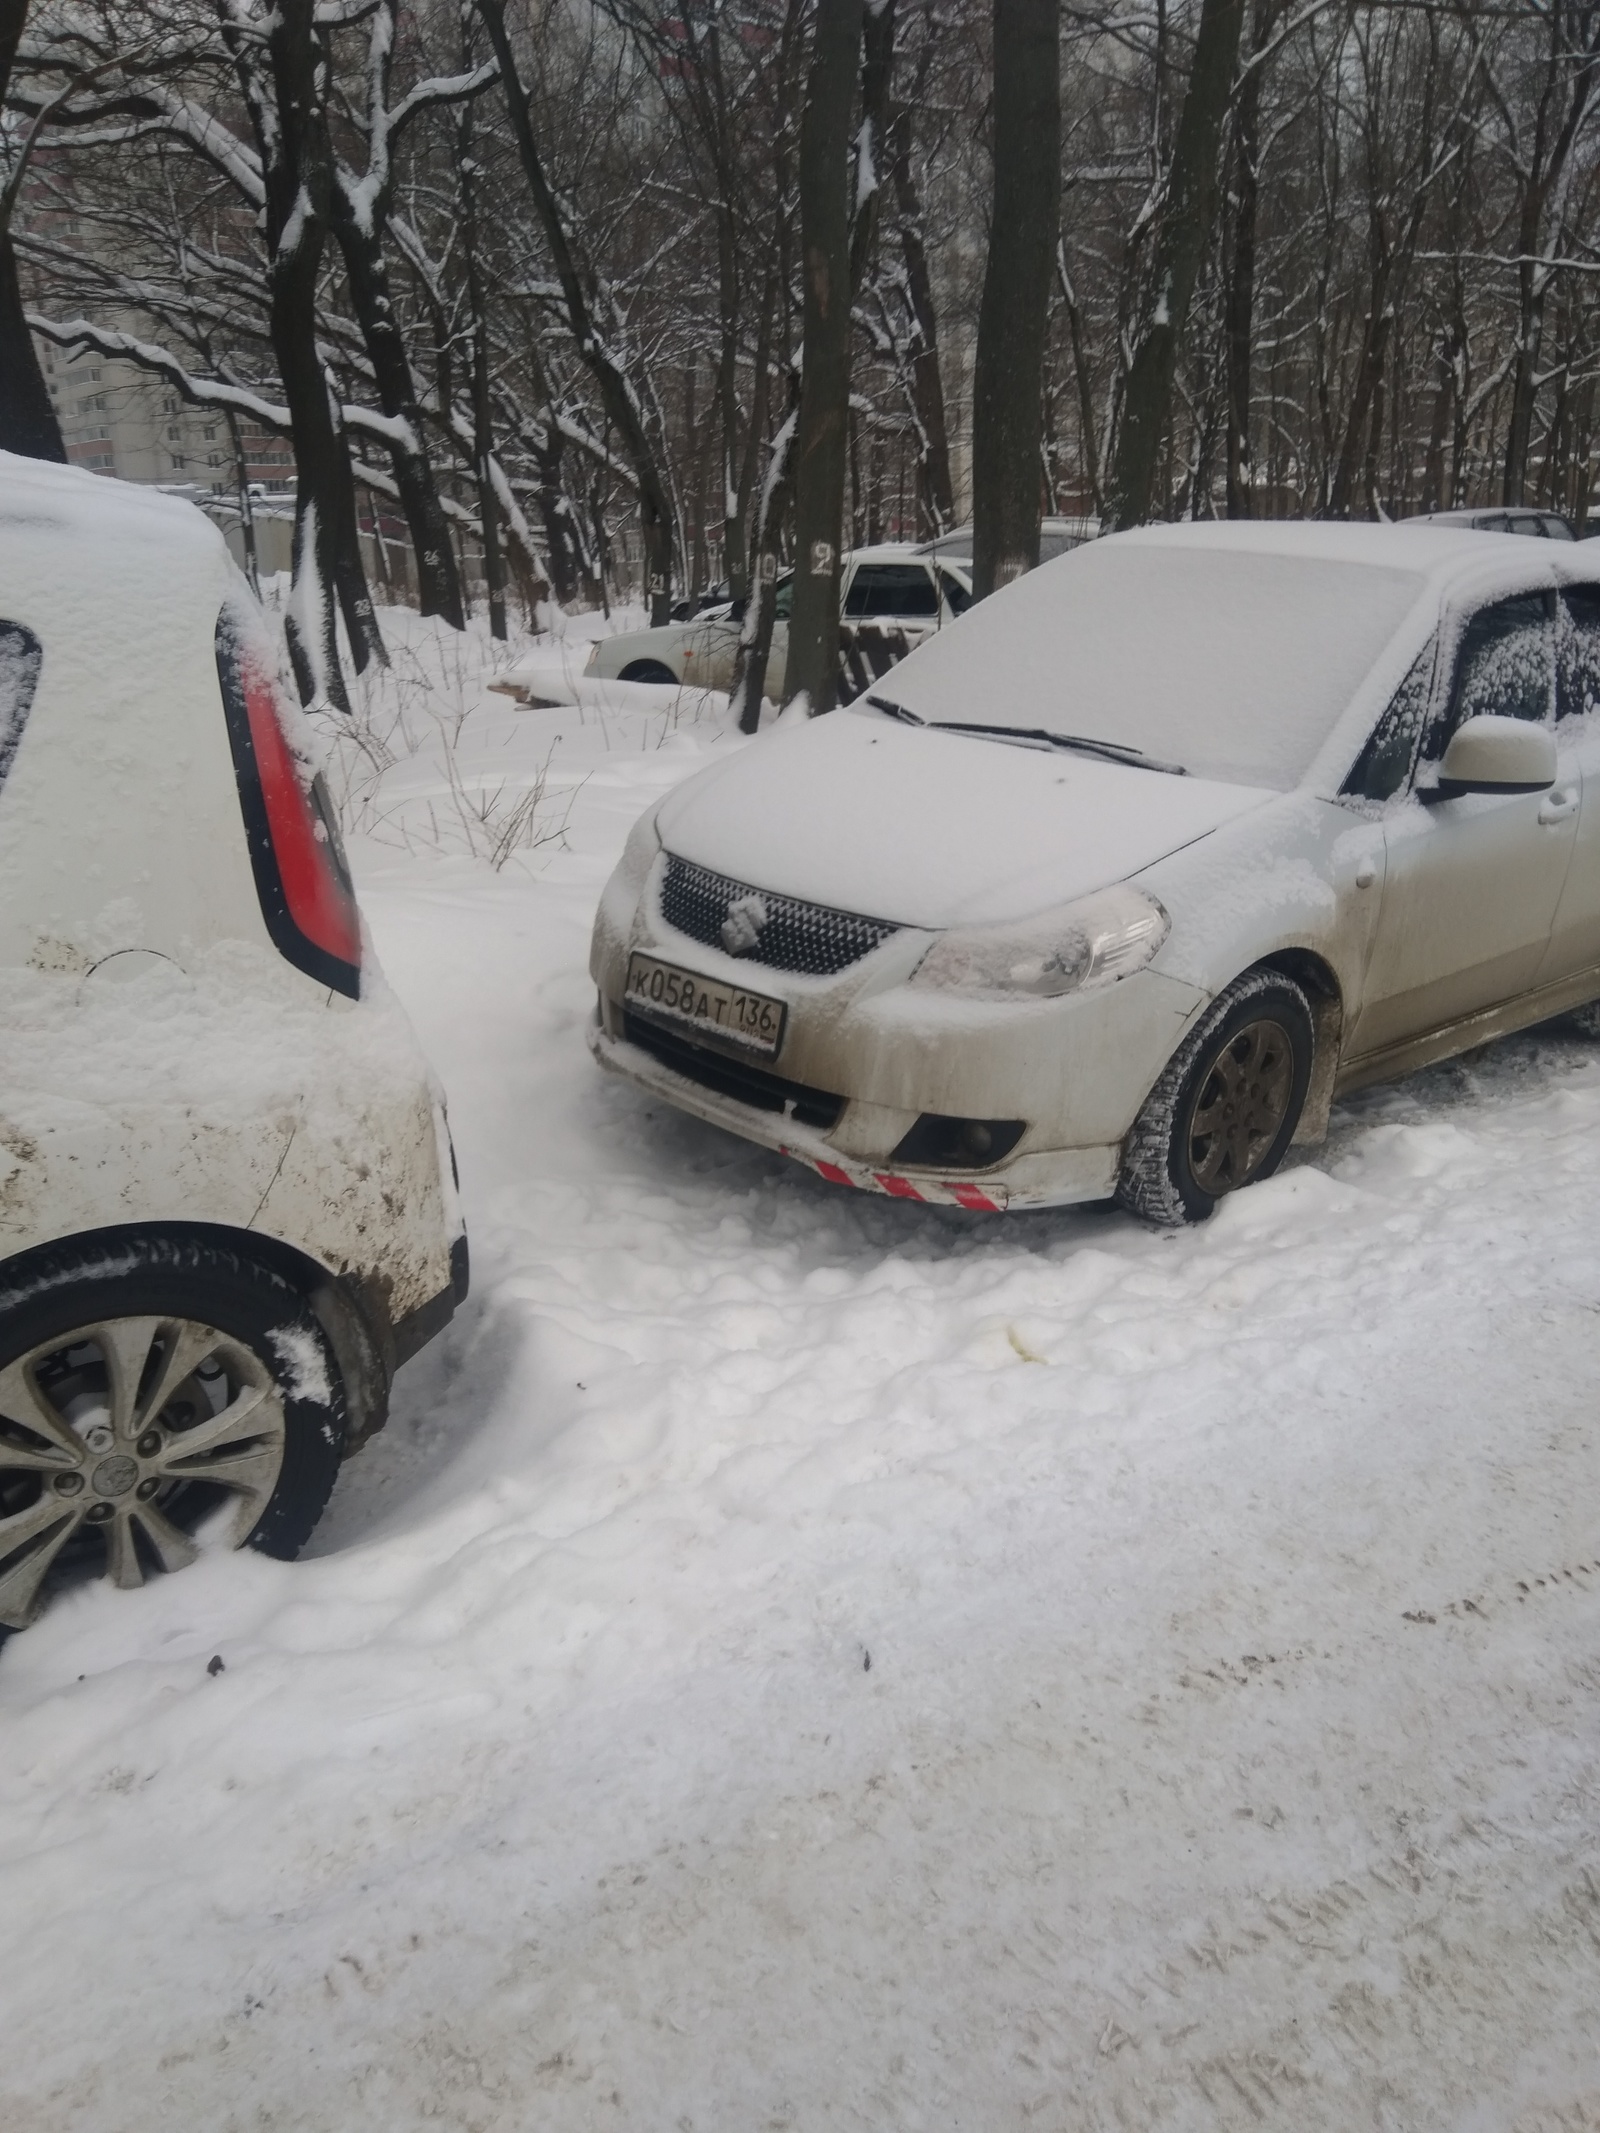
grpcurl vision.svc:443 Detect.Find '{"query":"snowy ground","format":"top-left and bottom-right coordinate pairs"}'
top-left (4, 615), bottom-right (1600, 2131)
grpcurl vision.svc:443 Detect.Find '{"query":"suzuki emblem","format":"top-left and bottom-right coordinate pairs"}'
top-left (720, 892), bottom-right (769, 956)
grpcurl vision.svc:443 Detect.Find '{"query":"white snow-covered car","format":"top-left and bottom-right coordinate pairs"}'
top-left (583, 544), bottom-right (973, 695)
top-left (589, 520), bottom-right (1600, 1222)
top-left (1408, 506), bottom-right (1575, 539)
top-left (0, 455), bottom-right (466, 1634)
top-left (919, 515), bottom-right (1097, 567)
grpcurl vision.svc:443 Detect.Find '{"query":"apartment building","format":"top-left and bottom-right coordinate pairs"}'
top-left (35, 332), bottom-right (296, 494)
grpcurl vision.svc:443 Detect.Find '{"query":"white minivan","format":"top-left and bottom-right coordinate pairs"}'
top-left (0, 454), bottom-right (465, 1634)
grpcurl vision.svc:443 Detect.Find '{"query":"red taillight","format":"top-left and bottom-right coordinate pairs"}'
top-left (217, 606), bottom-right (362, 997)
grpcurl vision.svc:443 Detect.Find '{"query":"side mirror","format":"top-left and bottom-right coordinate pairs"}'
top-left (1430, 714), bottom-right (1556, 800)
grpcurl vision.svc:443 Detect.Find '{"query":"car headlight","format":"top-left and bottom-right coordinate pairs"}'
top-left (592, 806), bottom-right (662, 981)
top-left (614, 804), bottom-right (662, 890)
top-left (910, 883), bottom-right (1169, 999)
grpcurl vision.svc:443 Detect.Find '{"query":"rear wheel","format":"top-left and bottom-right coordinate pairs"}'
top-left (618, 659), bottom-right (679, 685)
top-left (1117, 970), bottom-right (1314, 1227)
top-left (0, 1236), bottom-right (345, 1632)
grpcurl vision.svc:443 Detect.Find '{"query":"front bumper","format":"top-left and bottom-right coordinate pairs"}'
top-left (595, 1009), bottom-right (1141, 1212)
top-left (590, 845), bottom-right (1213, 1211)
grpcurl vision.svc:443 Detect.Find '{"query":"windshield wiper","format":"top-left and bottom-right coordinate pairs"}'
top-left (932, 722), bottom-right (1186, 776)
top-left (865, 696), bottom-right (1186, 776)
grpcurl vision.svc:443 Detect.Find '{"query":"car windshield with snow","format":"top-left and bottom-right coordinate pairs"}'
top-left (589, 520), bottom-right (1600, 1222)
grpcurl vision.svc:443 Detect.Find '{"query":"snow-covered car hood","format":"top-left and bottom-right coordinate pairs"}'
top-left (655, 708), bottom-right (1270, 929)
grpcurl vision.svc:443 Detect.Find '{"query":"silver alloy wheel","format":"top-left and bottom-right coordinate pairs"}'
top-left (0, 1317), bottom-right (286, 1626)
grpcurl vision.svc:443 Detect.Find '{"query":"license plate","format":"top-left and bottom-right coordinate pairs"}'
top-left (625, 952), bottom-right (786, 1058)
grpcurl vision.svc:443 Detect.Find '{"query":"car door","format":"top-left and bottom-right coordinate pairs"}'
top-left (1349, 589), bottom-right (1580, 1054)
top-left (937, 565), bottom-right (973, 620)
top-left (1540, 582), bottom-right (1600, 980)
top-left (681, 611), bottom-right (742, 690)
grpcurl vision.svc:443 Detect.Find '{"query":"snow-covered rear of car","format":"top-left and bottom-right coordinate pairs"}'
top-left (0, 453), bottom-right (465, 1632)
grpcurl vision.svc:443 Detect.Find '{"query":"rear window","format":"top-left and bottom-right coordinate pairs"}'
top-left (845, 565), bottom-right (940, 619)
top-left (880, 539), bottom-right (1427, 790)
top-left (0, 621), bottom-right (42, 800)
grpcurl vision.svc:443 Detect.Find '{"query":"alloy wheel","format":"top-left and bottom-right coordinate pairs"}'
top-left (1186, 1017), bottom-right (1296, 1196)
top-left (0, 1317), bottom-right (286, 1627)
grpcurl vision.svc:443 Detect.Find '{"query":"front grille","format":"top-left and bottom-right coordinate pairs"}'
top-left (659, 853), bottom-right (900, 977)
top-left (623, 1011), bottom-right (844, 1129)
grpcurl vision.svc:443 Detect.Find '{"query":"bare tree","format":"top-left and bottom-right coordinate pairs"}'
top-left (1106, 0), bottom-right (1245, 528)
top-left (1, 0), bottom-right (66, 458)
top-left (972, 0), bottom-right (1059, 594)
top-left (785, 0), bottom-right (867, 713)
top-left (476, 0), bottom-right (677, 622)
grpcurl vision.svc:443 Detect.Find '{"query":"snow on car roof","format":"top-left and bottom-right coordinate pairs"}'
top-left (0, 451), bottom-right (232, 645)
top-left (0, 449), bottom-right (226, 548)
top-left (846, 542), bottom-right (932, 564)
top-left (877, 520), bottom-right (1600, 792)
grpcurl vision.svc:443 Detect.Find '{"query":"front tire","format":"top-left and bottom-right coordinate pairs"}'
top-left (0, 1236), bottom-right (346, 1632)
top-left (1117, 970), bottom-right (1314, 1227)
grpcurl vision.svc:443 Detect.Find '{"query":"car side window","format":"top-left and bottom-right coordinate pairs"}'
top-left (0, 620), bottom-right (43, 799)
top-left (1557, 584), bottom-right (1600, 721)
top-left (939, 569), bottom-right (973, 616)
top-left (1421, 593), bottom-right (1554, 760)
top-left (1343, 640), bottom-right (1436, 801)
top-left (844, 565), bottom-right (940, 619)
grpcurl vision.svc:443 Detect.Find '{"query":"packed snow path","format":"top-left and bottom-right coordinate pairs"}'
top-left (4, 642), bottom-right (1600, 2130)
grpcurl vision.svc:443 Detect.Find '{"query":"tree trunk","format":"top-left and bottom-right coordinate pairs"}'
top-left (1105, 0), bottom-right (1244, 530)
top-left (0, 0), bottom-right (65, 461)
top-left (1573, 373), bottom-right (1596, 533)
top-left (1420, 336), bottom-right (1452, 514)
top-left (1054, 246), bottom-right (1101, 520)
top-left (476, 0), bottom-right (675, 622)
top-left (225, 409), bottom-right (261, 594)
top-left (889, 105), bottom-right (955, 535)
top-left (971, 0), bottom-right (1061, 596)
top-left (730, 397), bottom-right (797, 734)
top-left (532, 424), bottom-right (586, 606)
top-left (1504, 235), bottom-right (1546, 508)
top-left (336, 220), bottom-right (465, 627)
top-left (1329, 280), bottom-right (1392, 518)
top-left (459, 112), bottom-right (506, 640)
top-left (472, 324), bottom-right (506, 640)
top-left (724, 261), bottom-right (777, 610)
top-left (259, 0), bottom-right (384, 707)
top-left (1224, 0), bottom-right (1274, 518)
top-left (0, 237), bottom-right (63, 461)
top-left (715, 199), bottom-right (748, 603)
top-left (784, 0), bottom-right (865, 712)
